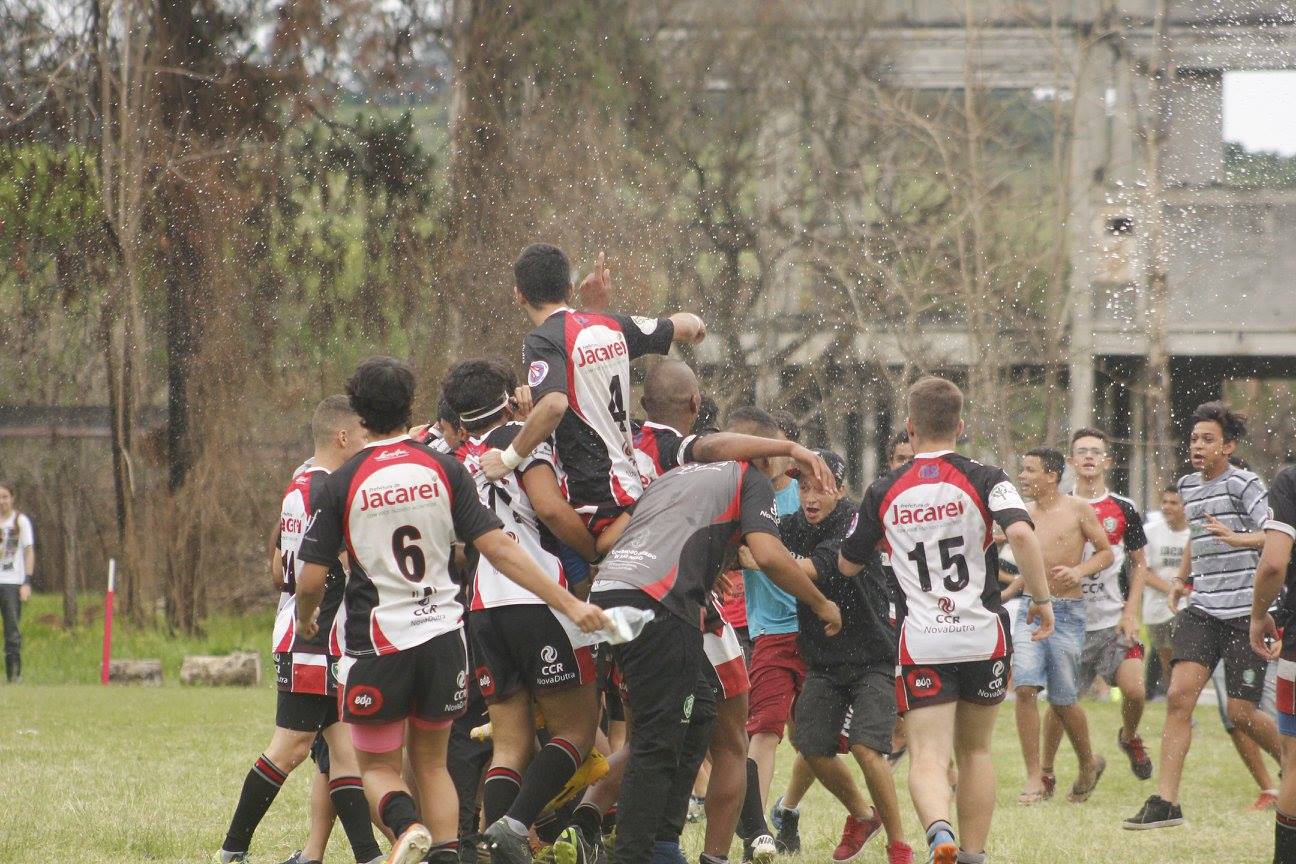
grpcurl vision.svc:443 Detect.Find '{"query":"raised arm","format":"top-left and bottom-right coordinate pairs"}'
top-left (669, 312), bottom-right (706, 345)
top-left (691, 434), bottom-right (835, 493)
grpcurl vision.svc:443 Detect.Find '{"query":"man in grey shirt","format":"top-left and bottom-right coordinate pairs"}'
top-left (1126, 401), bottom-right (1283, 830)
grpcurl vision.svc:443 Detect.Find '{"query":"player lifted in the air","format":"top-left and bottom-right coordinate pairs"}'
top-left (479, 245), bottom-right (705, 539)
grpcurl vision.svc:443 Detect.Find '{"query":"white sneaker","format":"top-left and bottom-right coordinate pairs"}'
top-left (386, 823), bottom-right (434, 864)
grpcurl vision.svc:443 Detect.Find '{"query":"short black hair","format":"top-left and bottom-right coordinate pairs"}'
top-left (1069, 426), bottom-right (1109, 450)
top-left (1191, 400), bottom-right (1247, 442)
top-left (888, 430), bottom-right (911, 459)
top-left (768, 409), bottom-right (800, 443)
top-left (514, 243), bottom-right (572, 306)
top-left (437, 394), bottom-right (460, 427)
top-left (693, 395), bottom-right (720, 436)
top-left (1162, 484), bottom-right (1181, 495)
top-left (724, 405), bottom-right (779, 437)
top-left (442, 359), bottom-right (514, 434)
top-left (346, 356), bottom-right (415, 434)
top-left (1025, 447), bottom-right (1066, 483)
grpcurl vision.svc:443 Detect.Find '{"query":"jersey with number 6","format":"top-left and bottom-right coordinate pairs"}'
top-left (298, 434), bottom-right (503, 657)
top-left (524, 308), bottom-right (674, 510)
top-left (841, 450), bottom-right (1031, 665)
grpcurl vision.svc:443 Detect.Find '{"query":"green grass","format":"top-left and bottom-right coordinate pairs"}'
top-left (0, 681), bottom-right (1275, 863)
top-left (16, 593), bottom-right (277, 685)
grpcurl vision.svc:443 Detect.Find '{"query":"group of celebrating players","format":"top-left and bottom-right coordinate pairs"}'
top-left (210, 243), bottom-right (1296, 864)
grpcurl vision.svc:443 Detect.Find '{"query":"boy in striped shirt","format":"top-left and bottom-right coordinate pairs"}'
top-left (1125, 401), bottom-right (1283, 829)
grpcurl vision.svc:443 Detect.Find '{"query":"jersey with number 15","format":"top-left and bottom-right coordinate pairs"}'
top-left (841, 450), bottom-right (1032, 665)
top-left (524, 308), bottom-right (675, 510)
top-left (298, 434), bottom-right (503, 658)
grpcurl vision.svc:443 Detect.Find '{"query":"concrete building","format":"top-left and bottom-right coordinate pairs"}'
top-left (671, 1), bottom-right (1296, 503)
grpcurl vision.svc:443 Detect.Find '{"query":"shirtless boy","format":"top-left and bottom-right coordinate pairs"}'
top-left (1012, 448), bottom-right (1114, 805)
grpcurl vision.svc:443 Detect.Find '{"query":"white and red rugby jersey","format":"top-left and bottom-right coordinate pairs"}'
top-left (273, 466), bottom-right (347, 666)
top-left (298, 434), bottom-right (502, 657)
top-left (456, 422), bottom-right (567, 609)
top-left (524, 308), bottom-right (674, 509)
top-left (1082, 492), bottom-right (1147, 631)
top-left (841, 450), bottom-right (1031, 665)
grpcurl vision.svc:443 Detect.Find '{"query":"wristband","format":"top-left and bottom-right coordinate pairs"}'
top-left (500, 444), bottom-right (524, 471)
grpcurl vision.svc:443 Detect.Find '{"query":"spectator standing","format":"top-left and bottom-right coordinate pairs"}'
top-left (0, 481), bottom-right (34, 683)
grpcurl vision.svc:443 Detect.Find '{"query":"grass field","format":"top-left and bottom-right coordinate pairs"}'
top-left (0, 684), bottom-right (1275, 864)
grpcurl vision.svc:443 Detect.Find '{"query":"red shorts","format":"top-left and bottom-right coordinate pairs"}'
top-left (704, 621), bottom-right (751, 701)
top-left (745, 632), bottom-right (806, 738)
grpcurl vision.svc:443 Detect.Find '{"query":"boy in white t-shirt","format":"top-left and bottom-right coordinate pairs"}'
top-left (1142, 487), bottom-right (1190, 687)
top-left (0, 482), bottom-right (35, 683)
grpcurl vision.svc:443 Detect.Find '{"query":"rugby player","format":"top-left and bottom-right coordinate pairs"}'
top-left (1040, 428), bottom-right (1152, 782)
top-left (1126, 402), bottom-right (1281, 829)
top-left (1013, 447), bottom-right (1113, 805)
top-left (724, 407), bottom-right (814, 862)
top-left (479, 244), bottom-right (705, 542)
top-left (1247, 460), bottom-right (1296, 863)
top-left (628, 361), bottom-right (833, 864)
top-left (214, 396), bottom-right (381, 864)
top-left (838, 376), bottom-right (1053, 864)
top-left (295, 357), bottom-right (610, 864)
top-left (780, 451), bottom-right (912, 864)
top-left (440, 358), bottom-right (607, 864)
top-left (590, 456), bottom-right (842, 864)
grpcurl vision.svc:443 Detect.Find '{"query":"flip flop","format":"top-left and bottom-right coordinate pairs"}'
top-left (1017, 789), bottom-right (1045, 806)
top-left (1069, 756), bottom-right (1107, 803)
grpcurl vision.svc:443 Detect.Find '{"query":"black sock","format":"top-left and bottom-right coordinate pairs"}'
top-left (507, 737), bottom-right (584, 829)
top-left (380, 790), bottom-right (419, 839)
top-left (1276, 810), bottom-right (1296, 864)
top-left (602, 805), bottom-right (617, 835)
top-left (483, 766), bottom-right (523, 826)
top-left (571, 803), bottom-right (603, 845)
top-left (222, 755), bottom-right (288, 853)
top-left (329, 776), bottom-right (381, 863)
top-left (737, 759), bottom-right (769, 841)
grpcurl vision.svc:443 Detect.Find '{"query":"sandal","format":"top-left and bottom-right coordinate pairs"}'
top-left (1042, 772), bottom-right (1056, 800)
top-left (1068, 756), bottom-right (1107, 803)
top-left (1018, 789), bottom-right (1045, 806)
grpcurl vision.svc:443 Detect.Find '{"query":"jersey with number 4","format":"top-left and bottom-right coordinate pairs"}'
top-left (298, 434), bottom-right (503, 657)
top-left (524, 308), bottom-right (674, 509)
top-left (841, 450), bottom-right (1031, 664)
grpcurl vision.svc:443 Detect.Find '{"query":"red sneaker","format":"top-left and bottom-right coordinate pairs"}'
top-left (1118, 730), bottom-right (1154, 780)
top-left (885, 840), bottom-right (914, 864)
top-left (832, 809), bottom-right (882, 862)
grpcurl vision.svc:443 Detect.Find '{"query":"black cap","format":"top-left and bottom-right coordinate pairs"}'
top-left (789, 449), bottom-right (847, 486)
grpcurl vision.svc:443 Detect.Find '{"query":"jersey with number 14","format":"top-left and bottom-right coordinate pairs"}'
top-left (841, 450), bottom-right (1032, 664)
top-left (524, 308), bottom-right (674, 509)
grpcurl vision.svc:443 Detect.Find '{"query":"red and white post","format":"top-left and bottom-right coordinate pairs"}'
top-left (100, 558), bottom-right (116, 685)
